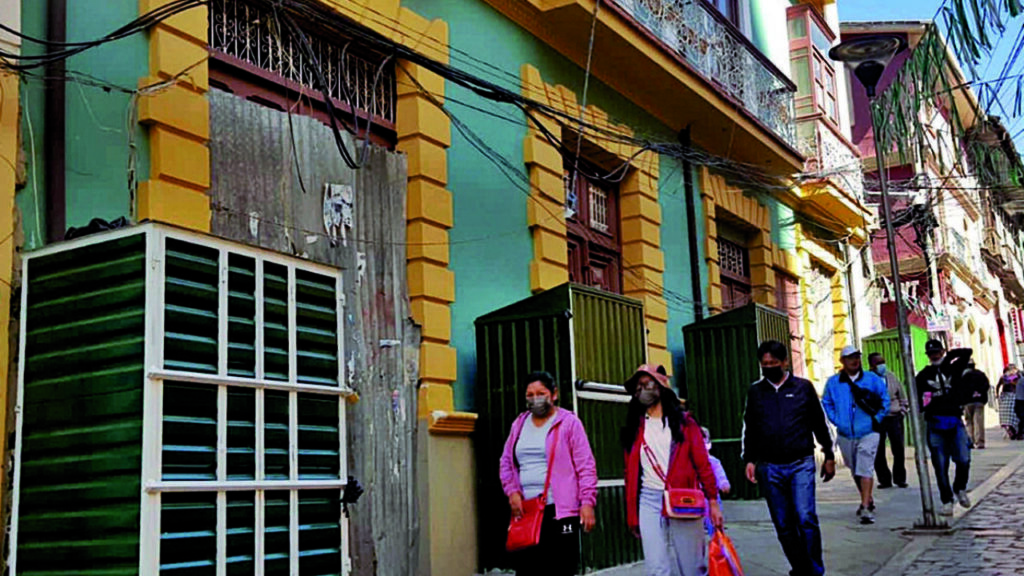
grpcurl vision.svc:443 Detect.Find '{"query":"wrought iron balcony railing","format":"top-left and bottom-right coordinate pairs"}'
top-left (614, 0), bottom-right (797, 148)
top-left (798, 118), bottom-right (864, 199)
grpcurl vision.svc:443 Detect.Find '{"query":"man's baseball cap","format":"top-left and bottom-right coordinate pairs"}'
top-left (840, 345), bottom-right (861, 358)
top-left (925, 339), bottom-right (945, 354)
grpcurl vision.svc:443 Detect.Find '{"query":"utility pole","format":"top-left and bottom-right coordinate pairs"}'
top-left (830, 34), bottom-right (941, 528)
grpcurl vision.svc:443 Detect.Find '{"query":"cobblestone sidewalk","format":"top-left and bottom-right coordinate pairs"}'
top-left (901, 465), bottom-right (1024, 576)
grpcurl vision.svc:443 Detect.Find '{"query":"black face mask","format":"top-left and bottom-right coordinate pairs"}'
top-left (763, 366), bottom-right (784, 383)
top-left (527, 397), bottom-right (552, 417)
top-left (638, 388), bottom-right (661, 407)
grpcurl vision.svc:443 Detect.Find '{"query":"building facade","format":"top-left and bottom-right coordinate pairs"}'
top-left (844, 21), bottom-right (1024, 381)
top-left (1, 0), bottom-right (877, 574)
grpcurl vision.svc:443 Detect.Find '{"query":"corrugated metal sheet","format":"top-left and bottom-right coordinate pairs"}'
top-left (683, 304), bottom-right (791, 500)
top-left (571, 286), bottom-right (646, 386)
top-left (17, 233), bottom-right (147, 575)
top-left (208, 89), bottom-right (418, 576)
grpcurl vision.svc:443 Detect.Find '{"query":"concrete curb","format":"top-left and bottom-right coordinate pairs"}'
top-left (872, 452), bottom-right (1024, 575)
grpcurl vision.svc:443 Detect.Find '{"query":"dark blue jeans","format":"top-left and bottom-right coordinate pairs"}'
top-left (757, 456), bottom-right (825, 576)
top-left (927, 422), bottom-right (971, 504)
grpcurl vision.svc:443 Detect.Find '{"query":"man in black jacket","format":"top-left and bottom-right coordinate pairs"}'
top-left (744, 340), bottom-right (835, 576)
top-left (916, 339), bottom-right (973, 516)
top-left (961, 361), bottom-right (990, 449)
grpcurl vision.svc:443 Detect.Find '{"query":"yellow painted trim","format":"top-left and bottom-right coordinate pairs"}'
top-left (701, 169), bottom-right (775, 313)
top-left (521, 65), bottom-right (669, 366)
top-left (138, 0), bottom-right (210, 232)
top-left (0, 67), bottom-right (18, 517)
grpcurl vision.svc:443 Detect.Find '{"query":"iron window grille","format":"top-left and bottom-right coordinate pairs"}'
top-left (209, 0), bottom-right (396, 126)
top-left (10, 224), bottom-right (353, 576)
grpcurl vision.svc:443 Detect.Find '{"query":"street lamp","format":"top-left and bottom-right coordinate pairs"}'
top-left (830, 34), bottom-right (943, 529)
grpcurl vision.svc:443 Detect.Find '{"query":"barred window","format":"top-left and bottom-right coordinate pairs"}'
top-left (718, 238), bottom-right (750, 280)
top-left (209, 0), bottom-right (396, 144)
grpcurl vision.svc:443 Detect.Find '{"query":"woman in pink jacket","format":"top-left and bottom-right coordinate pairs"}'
top-left (499, 371), bottom-right (599, 575)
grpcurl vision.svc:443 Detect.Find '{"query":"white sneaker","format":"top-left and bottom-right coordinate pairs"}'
top-left (940, 502), bottom-right (954, 516)
top-left (956, 490), bottom-right (972, 509)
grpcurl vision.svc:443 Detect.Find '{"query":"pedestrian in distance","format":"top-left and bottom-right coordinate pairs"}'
top-left (1014, 363), bottom-right (1024, 442)
top-left (916, 339), bottom-right (973, 517)
top-left (699, 426), bottom-right (731, 537)
top-left (499, 371), bottom-right (598, 576)
top-left (961, 361), bottom-right (990, 449)
top-left (868, 352), bottom-right (909, 489)
top-left (996, 364), bottom-right (1020, 439)
top-left (622, 364), bottom-right (722, 576)
top-left (822, 345), bottom-right (890, 525)
top-left (743, 340), bottom-right (835, 576)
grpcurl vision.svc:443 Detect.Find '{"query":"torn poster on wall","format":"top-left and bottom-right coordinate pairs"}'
top-left (324, 183), bottom-right (354, 246)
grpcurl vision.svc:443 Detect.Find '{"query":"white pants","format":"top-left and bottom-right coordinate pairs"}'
top-left (639, 487), bottom-right (708, 576)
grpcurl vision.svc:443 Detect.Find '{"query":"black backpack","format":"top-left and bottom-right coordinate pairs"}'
top-left (846, 378), bottom-right (885, 432)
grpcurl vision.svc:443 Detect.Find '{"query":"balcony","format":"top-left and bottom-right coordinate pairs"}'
top-left (489, 0), bottom-right (804, 173)
top-left (796, 118), bottom-right (871, 230)
top-left (941, 228), bottom-right (989, 300)
top-left (613, 0), bottom-right (797, 148)
top-left (982, 224), bottom-right (1024, 301)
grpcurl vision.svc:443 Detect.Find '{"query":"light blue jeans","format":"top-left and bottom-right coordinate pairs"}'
top-left (639, 487), bottom-right (708, 576)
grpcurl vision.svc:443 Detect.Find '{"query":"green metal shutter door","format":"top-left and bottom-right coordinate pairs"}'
top-left (17, 234), bottom-right (147, 575)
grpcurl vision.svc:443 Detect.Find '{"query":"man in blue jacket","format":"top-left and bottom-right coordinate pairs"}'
top-left (823, 345), bottom-right (890, 525)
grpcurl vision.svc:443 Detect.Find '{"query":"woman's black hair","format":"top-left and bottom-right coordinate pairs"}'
top-left (620, 385), bottom-right (688, 451)
top-left (524, 371), bottom-right (556, 394)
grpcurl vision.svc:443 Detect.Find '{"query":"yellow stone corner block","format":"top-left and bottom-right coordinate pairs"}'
top-left (523, 135), bottom-right (562, 171)
top-left (407, 221), bottom-right (450, 265)
top-left (139, 84), bottom-right (210, 141)
top-left (620, 194), bottom-right (662, 225)
top-left (149, 27), bottom-right (208, 92)
top-left (526, 195), bottom-right (567, 235)
top-left (408, 260), bottom-right (455, 303)
top-left (623, 267), bottom-right (664, 295)
top-left (621, 218), bottom-right (660, 248)
top-left (630, 293), bottom-right (668, 322)
top-left (646, 318), bottom-right (668, 349)
top-left (421, 341), bottom-right (457, 383)
top-left (398, 137), bottom-right (447, 186)
top-left (396, 61), bottom-right (446, 100)
top-left (396, 94), bottom-right (451, 148)
top-left (407, 178), bottom-right (453, 228)
top-left (411, 297), bottom-right (452, 343)
top-left (521, 64), bottom-right (545, 101)
top-left (151, 128), bottom-right (210, 190)
top-left (648, 348), bottom-right (673, 375)
top-left (418, 382), bottom-right (455, 418)
top-left (530, 259), bottom-right (568, 293)
top-left (530, 164), bottom-right (566, 204)
top-left (141, 1), bottom-right (208, 45)
top-left (622, 243), bottom-right (665, 273)
top-left (535, 228), bottom-right (568, 266)
top-left (138, 180), bottom-right (211, 232)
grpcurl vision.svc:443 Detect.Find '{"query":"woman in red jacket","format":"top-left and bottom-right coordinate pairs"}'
top-left (622, 364), bottom-right (722, 576)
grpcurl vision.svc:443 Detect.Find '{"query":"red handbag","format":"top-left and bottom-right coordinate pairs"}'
top-left (506, 424), bottom-right (560, 552)
top-left (642, 436), bottom-right (706, 519)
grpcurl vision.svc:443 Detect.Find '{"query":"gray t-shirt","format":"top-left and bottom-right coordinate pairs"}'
top-left (515, 416), bottom-right (557, 502)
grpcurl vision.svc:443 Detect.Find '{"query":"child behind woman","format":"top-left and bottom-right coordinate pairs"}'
top-left (701, 426), bottom-right (731, 535)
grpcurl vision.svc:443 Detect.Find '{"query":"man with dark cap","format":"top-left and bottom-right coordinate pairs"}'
top-left (960, 361), bottom-right (990, 449)
top-left (915, 339), bottom-right (973, 516)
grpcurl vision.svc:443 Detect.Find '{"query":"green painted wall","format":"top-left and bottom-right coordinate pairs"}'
top-left (403, 0), bottom-right (700, 410)
top-left (19, 0), bottom-right (149, 249)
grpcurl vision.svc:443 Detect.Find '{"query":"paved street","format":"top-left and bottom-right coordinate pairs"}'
top-left (597, 426), bottom-right (1023, 576)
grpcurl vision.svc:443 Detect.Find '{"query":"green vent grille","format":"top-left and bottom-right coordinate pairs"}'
top-left (298, 491), bottom-right (342, 575)
top-left (295, 270), bottom-right (338, 386)
top-left (18, 234), bottom-right (147, 575)
top-left (164, 239), bottom-right (219, 374)
top-left (228, 254), bottom-right (257, 378)
top-left (264, 263), bottom-right (289, 381)
top-left (227, 493), bottom-right (256, 574)
top-left (265, 491), bottom-right (291, 574)
top-left (160, 492), bottom-right (216, 574)
top-left (162, 383), bottom-right (218, 481)
top-left (297, 395), bottom-right (340, 479)
top-left (227, 388), bottom-right (256, 480)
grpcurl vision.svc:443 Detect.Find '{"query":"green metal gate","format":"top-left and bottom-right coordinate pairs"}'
top-left (683, 304), bottom-right (790, 500)
top-left (862, 326), bottom-right (930, 448)
top-left (475, 284), bottom-right (645, 572)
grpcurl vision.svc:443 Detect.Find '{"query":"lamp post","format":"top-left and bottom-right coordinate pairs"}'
top-left (830, 35), bottom-right (941, 529)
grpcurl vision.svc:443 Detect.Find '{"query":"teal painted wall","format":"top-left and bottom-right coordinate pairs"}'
top-left (19, 0), bottom-right (149, 249)
top-left (402, 0), bottom-right (699, 410)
